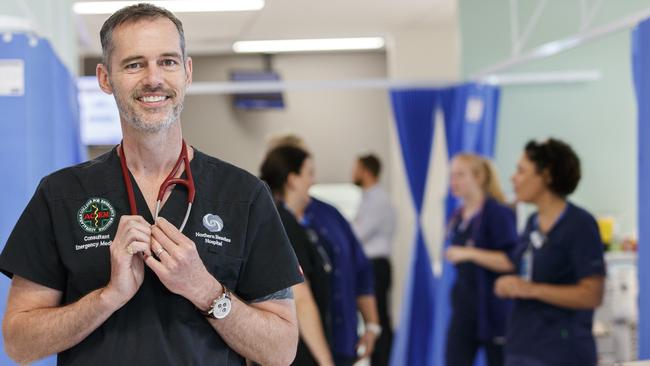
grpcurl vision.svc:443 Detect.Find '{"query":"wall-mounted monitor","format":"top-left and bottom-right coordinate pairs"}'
top-left (230, 70), bottom-right (285, 110)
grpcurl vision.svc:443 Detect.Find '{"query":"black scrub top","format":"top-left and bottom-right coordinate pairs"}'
top-left (0, 147), bottom-right (304, 366)
top-left (506, 202), bottom-right (606, 366)
top-left (277, 204), bottom-right (332, 366)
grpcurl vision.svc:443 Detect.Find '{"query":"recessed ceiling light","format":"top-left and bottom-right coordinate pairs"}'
top-left (73, 0), bottom-right (265, 14)
top-left (233, 37), bottom-right (386, 53)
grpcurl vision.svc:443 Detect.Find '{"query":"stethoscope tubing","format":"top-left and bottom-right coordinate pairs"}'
top-left (119, 140), bottom-right (195, 232)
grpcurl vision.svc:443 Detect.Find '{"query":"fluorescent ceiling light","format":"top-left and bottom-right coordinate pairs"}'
top-left (233, 37), bottom-right (386, 53)
top-left (73, 0), bottom-right (264, 14)
top-left (534, 37), bottom-right (581, 58)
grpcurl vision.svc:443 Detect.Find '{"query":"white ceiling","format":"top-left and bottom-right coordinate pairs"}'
top-left (75, 0), bottom-right (457, 56)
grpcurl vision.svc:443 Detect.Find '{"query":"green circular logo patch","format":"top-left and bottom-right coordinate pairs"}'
top-left (78, 198), bottom-right (116, 233)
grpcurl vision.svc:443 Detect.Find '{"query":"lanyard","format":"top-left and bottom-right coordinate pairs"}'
top-left (118, 140), bottom-right (195, 232)
top-left (521, 204), bottom-right (569, 280)
top-left (282, 202), bottom-right (333, 273)
top-left (446, 202), bottom-right (485, 248)
top-left (529, 204), bottom-right (568, 249)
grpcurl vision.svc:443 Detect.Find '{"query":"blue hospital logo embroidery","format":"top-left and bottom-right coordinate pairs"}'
top-left (203, 213), bottom-right (224, 233)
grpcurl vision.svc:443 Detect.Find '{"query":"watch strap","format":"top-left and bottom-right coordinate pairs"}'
top-left (201, 286), bottom-right (231, 318)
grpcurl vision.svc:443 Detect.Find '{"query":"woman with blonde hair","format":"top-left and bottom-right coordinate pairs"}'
top-left (444, 153), bottom-right (518, 366)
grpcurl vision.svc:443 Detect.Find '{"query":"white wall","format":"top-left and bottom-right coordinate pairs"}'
top-left (388, 26), bottom-right (460, 81)
top-left (183, 52), bottom-right (392, 184)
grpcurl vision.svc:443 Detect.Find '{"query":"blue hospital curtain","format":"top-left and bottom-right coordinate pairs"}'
top-left (389, 89), bottom-right (438, 366)
top-left (440, 84), bottom-right (501, 217)
top-left (434, 83), bottom-right (501, 366)
top-left (0, 33), bottom-right (85, 366)
top-left (632, 18), bottom-right (650, 360)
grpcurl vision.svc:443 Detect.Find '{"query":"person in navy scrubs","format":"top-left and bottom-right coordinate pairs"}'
top-left (444, 153), bottom-right (518, 366)
top-left (260, 145), bottom-right (334, 366)
top-left (267, 134), bottom-right (380, 366)
top-left (495, 138), bottom-right (606, 366)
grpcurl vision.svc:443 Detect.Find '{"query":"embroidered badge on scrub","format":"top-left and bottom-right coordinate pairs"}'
top-left (77, 198), bottom-right (116, 233)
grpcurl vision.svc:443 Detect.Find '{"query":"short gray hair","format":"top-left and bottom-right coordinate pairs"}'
top-left (99, 3), bottom-right (186, 70)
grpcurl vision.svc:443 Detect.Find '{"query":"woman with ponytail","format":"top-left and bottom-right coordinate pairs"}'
top-left (444, 153), bottom-right (518, 366)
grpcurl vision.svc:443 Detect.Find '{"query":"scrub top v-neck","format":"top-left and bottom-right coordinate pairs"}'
top-left (122, 154), bottom-right (191, 227)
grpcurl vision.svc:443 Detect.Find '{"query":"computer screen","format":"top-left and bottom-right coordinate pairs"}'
top-left (230, 70), bottom-right (285, 110)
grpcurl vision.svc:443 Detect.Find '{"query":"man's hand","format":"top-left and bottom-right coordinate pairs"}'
top-left (103, 215), bottom-right (152, 308)
top-left (355, 330), bottom-right (377, 361)
top-left (145, 217), bottom-right (221, 310)
top-left (494, 275), bottom-right (535, 299)
top-left (445, 246), bottom-right (475, 264)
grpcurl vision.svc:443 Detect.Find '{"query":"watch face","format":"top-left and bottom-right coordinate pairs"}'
top-left (213, 297), bottom-right (232, 319)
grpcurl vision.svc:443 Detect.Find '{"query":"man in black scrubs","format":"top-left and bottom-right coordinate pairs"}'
top-left (0, 4), bottom-right (302, 366)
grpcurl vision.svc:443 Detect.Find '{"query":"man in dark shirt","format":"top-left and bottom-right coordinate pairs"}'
top-left (0, 4), bottom-right (302, 365)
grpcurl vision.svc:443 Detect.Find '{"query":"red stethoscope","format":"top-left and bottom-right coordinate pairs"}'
top-left (118, 140), bottom-right (196, 232)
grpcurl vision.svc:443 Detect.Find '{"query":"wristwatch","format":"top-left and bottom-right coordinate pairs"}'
top-left (203, 287), bottom-right (232, 320)
top-left (366, 322), bottom-right (382, 337)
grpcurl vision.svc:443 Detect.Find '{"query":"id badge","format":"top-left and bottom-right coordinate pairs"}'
top-left (520, 247), bottom-right (533, 281)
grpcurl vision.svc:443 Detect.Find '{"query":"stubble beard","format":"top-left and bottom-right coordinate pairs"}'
top-left (113, 83), bottom-right (184, 134)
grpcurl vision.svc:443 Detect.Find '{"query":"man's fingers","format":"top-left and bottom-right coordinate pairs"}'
top-left (119, 215), bottom-right (151, 228)
top-left (155, 217), bottom-right (191, 248)
top-left (151, 225), bottom-right (181, 257)
top-left (126, 241), bottom-right (151, 257)
top-left (130, 223), bottom-right (152, 238)
top-left (116, 215), bottom-right (152, 250)
top-left (125, 227), bottom-right (151, 247)
top-left (151, 238), bottom-right (173, 265)
top-left (123, 217), bottom-right (152, 236)
top-left (128, 214), bottom-right (150, 225)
